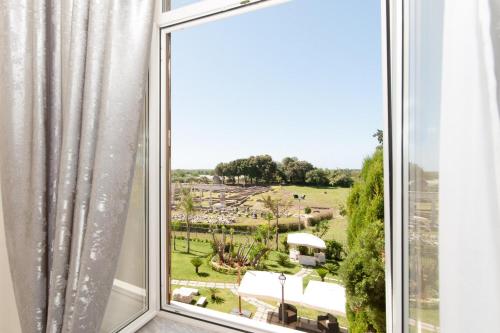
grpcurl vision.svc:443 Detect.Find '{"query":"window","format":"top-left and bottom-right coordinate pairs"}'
top-left (407, 0), bottom-right (443, 332)
top-left (101, 100), bottom-right (149, 332)
top-left (159, 1), bottom-right (384, 332)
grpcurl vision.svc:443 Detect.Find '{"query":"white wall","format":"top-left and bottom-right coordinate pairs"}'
top-left (0, 186), bottom-right (22, 332)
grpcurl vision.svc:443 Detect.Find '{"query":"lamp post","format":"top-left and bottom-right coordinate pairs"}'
top-left (279, 273), bottom-right (286, 326)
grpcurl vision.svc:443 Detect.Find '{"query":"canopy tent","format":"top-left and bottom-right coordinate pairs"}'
top-left (237, 271), bottom-right (304, 305)
top-left (301, 281), bottom-right (346, 316)
top-left (287, 233), bottom-right (326, 249)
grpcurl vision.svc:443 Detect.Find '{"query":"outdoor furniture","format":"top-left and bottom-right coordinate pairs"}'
top-left (278, 303), bottom-right (298, 324)
top-left (289, 248), bottom-right (300, 261)
top-left (317, 314), bottom-right (340, 333)
top-left (172, 287), bottom-right (199, 303)
top-left (314, 252), bottom-right (326, 264)
top-left (287, 233), bottom-right (327, 267)
top-left (195, 296), bottom-right (207, 307)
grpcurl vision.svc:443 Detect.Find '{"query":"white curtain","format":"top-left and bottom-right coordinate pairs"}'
top-left (439, 0), bottom-right (500, 332)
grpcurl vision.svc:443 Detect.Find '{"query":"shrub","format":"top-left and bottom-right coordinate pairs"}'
top-left (277, 253), bottom-right (290, 267)
top-left (307, 212), bottom-right (333, 226)
top-left (304, 207), bottom-right (312, 214)
top-left (281, 239), bottom-right (289, 252)
top-left (208, 287), bottom-right (219, 301)
top-left (190, 257), bottom-right (203, 274)
top-left (316, 267), bottom-right (328, 282)
top-left (325, 240), bottom-right (344, 262)
top-left (340, 147), bottom-right (385, 333)
top-left (324, 262), bottom-right (339, 275)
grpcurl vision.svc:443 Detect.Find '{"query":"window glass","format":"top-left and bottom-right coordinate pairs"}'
top-left (167, 1), bottom-right (383, 331)
top-left (408, 1), bottom-right (444, 331)
top-left (101, 104), bottom-right (148, 333)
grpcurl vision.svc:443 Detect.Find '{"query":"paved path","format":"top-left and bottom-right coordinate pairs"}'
top-left (294, 267), bottom-right (313, 278)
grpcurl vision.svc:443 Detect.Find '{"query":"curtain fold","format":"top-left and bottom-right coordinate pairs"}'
top-left (0, 1), bottom-right (154, 332)
top-left (439, 0), bottom-right (500, 332)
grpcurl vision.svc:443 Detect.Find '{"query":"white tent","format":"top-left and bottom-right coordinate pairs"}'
top-left (301, 281), bottom-right (346, 316)
top-left (287, 233), bottom-right (326, 249)
top-left (237, 271), bottom-right (304, 305)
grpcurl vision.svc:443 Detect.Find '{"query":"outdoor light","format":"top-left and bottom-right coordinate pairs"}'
top-left (279, 273), bottom-right (286, 326)
top-left (279, 272), bottom-right (286, 286)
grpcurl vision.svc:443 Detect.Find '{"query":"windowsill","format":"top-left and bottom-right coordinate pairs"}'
top-left (161, 302), bottom-right (322, 333)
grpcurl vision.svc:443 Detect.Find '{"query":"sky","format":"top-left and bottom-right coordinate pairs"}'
top-left (171, 0), bottom-right (383, 170)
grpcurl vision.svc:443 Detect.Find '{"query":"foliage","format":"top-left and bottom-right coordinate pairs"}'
top-left (316, 267), bottom-right (329, 282)
top-left (324, 262), bottom-right (339, 275)
top-left (208, 287), bottom-right (220, 301)
top-left (298, 245), bottom-right (309, 255)
top-left (307, 212), bottom-right (333, 226)
top-left (304, 206), bottom-right (312, 214)
top-left (313, 220), bottom-right (330, 238)
top-left (325, 240), bottom-right (345, 262)
top-left (262, 195), bottom-right (292, 250)
top-left (179, 186), bottom-right (196, 254)
top-left (330, 169), bottom-right (355, 188)
top-left (191, 257), bottom-right (203, 274)
top-left (305, 168), bottom-right (330, 186)
top-left (339, 147), bottom-right (385, 333)
top-left (277, 253), bottom-right (291, 267)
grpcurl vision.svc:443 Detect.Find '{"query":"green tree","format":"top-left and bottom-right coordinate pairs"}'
top-left (191, 257), bottom-right (203, 274)
top-left (172, 220), bottom-right (181, 251)
top-left (340, 147), bottom-right (385, 333)
top-left (179, 187), bottom-right (196, 254)
top-left (316, 267), bottom-right (328, 282)
top-left (262, 195), bottom-right (292, 251)
top-left (305, 168), bottom-right (330, 186)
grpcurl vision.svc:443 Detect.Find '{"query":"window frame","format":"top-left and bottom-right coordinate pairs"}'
top-left (121, 0), bottom-right (408, 332)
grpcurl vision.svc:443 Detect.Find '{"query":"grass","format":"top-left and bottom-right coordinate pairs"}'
top-left (171, 240), bottom-right (301, 282)
top-left (178, 287), bottom-right (257, 316)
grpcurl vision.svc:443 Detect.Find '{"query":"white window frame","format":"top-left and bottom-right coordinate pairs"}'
top-left (118, 0), bottom-right (409, 332)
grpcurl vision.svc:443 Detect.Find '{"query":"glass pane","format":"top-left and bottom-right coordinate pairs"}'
top-left (101, 105), bottom-right (148, 332)
top-left (168, 1), bottom-right (384, 331)
top-left (408, 1), bottom-right (444, 332)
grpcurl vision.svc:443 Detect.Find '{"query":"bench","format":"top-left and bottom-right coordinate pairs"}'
top-left (196, 296), bottom-right (207, 307)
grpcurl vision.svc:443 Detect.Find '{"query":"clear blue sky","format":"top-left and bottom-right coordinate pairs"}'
top-left (171, 0), bottom-right (382, 170)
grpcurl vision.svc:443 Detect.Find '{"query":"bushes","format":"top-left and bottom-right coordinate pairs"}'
top-left (325, 240), bottom-right (344, 262)
top-left (277, 253), bottom-right (290, 267)
top-left (307, 211), bottom-right (333, 226)
top-left (339, 148), bottom-right (385, 333)
top-left (304, 206), bottom-right (312, 214)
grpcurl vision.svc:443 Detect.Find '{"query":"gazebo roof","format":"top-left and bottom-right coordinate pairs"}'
top-left (287, 233), bottom-right (326, 249)
top-left (236, 271), bottom-right (304, 305)
top-left (302, 281), bottom-right (346, 316)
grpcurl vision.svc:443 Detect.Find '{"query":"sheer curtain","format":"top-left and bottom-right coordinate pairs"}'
top-left (439, 0), bottom-right (500, 332)
top-left (0, 1), bottom-right (154, 332)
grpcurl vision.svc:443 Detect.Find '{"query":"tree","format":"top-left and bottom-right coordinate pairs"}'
top-left (262, 195), bottom-right (292, 250)
top-left (316, 267), bottom-right (328, 282)
top-left (305, 168), bottom-right (330, 186)
top-left (340, 148), bottom-right (385, 333)
top-left (330, 169), bottom-right (355, 188)
top-left (179, 186), bottom-right (196, 254)
top-left (373, 129), bottom-right (383, 147)
top-left (313, 220), bottom-right (330, 238)
top-left (191, 257), bottom-right (203, 274)
top-left (172, 220), bottom-right (181, 251)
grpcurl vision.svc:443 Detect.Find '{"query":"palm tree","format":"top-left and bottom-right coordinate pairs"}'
top-left (262, 195), bottom-right (292, 251)
top-left (179, 186), bottom-right (195, 254)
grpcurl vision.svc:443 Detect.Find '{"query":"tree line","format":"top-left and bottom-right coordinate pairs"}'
top-left (214, 155), bottom-right (357, 187)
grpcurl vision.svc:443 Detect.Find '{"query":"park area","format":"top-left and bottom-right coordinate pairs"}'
top-left (170, 184), bottom-right (350, 332)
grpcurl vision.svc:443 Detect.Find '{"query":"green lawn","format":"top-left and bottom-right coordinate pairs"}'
top-left (172, 240), bottom-right (301, 282)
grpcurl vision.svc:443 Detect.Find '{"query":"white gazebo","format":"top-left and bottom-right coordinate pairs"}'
top-left (236, 271), bottom-right (304, 305)
top-left (301, 281), bottom-right (346, 316)
top-left (287, 233), bottom-right (326, 266)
